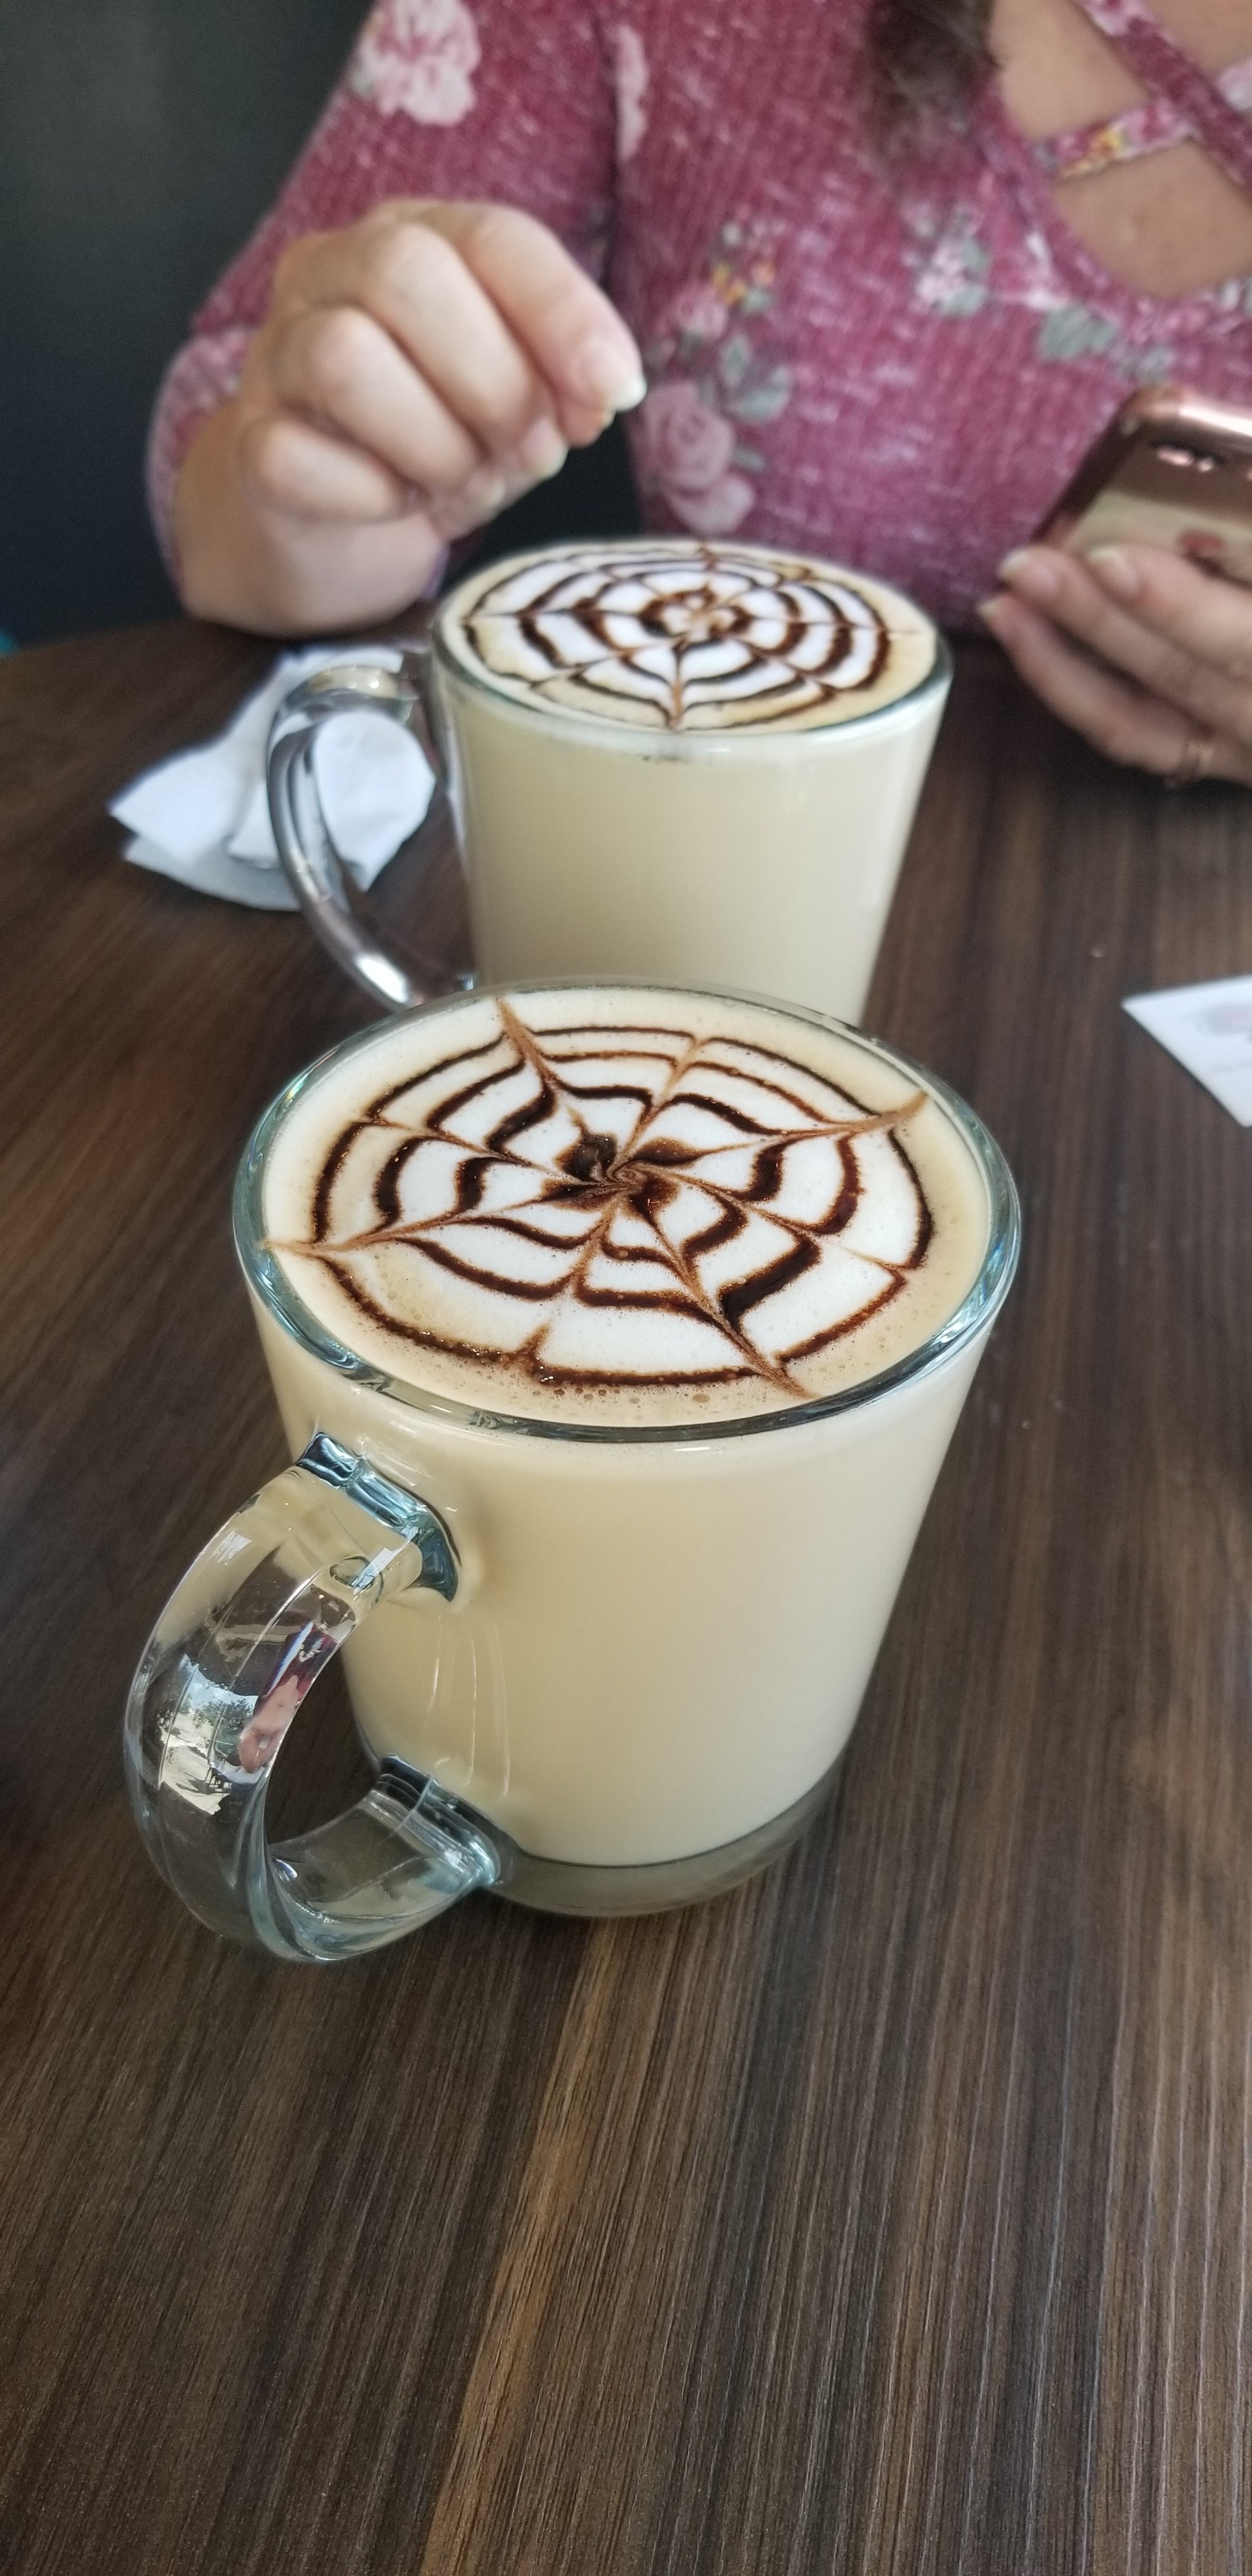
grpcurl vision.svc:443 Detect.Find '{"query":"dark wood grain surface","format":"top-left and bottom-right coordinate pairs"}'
top-left (1, 622), bottom-right (1249, 2576)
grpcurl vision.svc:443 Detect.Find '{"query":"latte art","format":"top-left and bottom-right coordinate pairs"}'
top-left (266, 992), bottom-right (989, 1421)
top-left (246, 991), bottom-right (1006, 1883)
top-left (439, 542), bottom-right (938, 734)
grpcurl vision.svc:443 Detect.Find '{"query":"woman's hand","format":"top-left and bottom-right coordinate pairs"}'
top-left (979, 542), bottom-right (1252, 784)
top-left (174, 199), bottom-right (645, 635)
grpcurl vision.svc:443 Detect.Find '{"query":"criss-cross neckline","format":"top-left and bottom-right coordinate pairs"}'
top-left (1032, 0), bottom-right (1252, 189)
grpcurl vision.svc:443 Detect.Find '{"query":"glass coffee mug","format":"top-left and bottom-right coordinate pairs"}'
top-left (267, 540), bottom-right (951, 1025)
top-left (124, 982), bottom-right (1018, 1963)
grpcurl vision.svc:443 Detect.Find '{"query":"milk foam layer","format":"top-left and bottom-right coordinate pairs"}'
top-left (438, 541), bottom-right (939, 735)
top-left (264, 990), bottom-right (990, 1426)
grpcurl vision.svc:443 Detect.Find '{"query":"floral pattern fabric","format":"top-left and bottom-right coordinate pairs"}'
top-left (350, 0), bottom-right (481, 126)
top-left (636, 227), bottom-right (791, 532)
top-left (1063, 0), bottom-right (1252, 191)
top-left (150, 0), bottom-right (1252, 628)
top-left (1035, 57), bottom-right (1252, 183)
top-left (901, 189), bottom-right (1184, 381)
top-left (613, 25), bottom-right (648, 165)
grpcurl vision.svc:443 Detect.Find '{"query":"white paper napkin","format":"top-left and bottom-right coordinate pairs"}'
top-left (111, 647), bottom-right (435, 912)
top-left (1124, 973), bottom-right (1252, 1124)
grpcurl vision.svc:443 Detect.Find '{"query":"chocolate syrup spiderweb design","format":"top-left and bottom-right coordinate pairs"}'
top-left (282, 1005), bottom-right (935, 1399)
top-left (459, 546), bottom-right (906, 731)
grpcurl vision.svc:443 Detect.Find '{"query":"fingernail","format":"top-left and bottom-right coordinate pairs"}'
top-left (515, 417), bottom-right (568, 480)
top-left (575, 338), bottom-right (647, 412)
top-left (976, 594), bottom-right (1006, 626)
top-left (998, 546), bottom-right (1059, 604)
top-left (1088, 545), bottom-right (1141, 601)
top-left (462, 463), bottom-right (508, 514)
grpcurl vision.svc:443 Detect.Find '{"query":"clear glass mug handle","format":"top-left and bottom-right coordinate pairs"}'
top-left (124, 1432), bottom-right (513, 1962)
top-left (266, 646), bottom-right (465, 1015)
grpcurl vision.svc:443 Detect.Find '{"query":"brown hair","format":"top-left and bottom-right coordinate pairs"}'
top-left (866, 0), bottom-right (997, 127)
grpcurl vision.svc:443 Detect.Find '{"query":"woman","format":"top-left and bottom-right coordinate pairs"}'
top-left (156, 0), bottom-right (1252, 783)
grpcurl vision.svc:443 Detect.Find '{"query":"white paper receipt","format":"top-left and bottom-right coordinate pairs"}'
top-left (1123, 974), bottom-right (1252, 1125)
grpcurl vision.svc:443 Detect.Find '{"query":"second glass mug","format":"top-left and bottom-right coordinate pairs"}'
top-left (266, 540), bottom-right (952, 1024)
top-left (123, 986), bottom-right (1018, 1965)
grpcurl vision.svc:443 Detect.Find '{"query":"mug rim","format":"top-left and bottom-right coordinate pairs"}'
top-left (234, 979), bottom-right (1021, 1450)
top-left (430, 538), bottom-right (953, 751)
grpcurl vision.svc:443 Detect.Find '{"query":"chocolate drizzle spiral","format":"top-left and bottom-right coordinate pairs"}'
top-left (279, 1001), bottom-right (935, 1402)
top-left (441, 541), bottom-right (937, 733)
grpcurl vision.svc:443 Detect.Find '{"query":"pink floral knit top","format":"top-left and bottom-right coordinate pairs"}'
top-left (149, 0), bottom-right (1252, 629)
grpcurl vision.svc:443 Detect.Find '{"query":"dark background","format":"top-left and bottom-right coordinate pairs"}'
top-left (0, 0), bottom-right (635, 645)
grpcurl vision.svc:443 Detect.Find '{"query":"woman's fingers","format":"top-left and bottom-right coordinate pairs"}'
top-left (996, 542), bottom-right (1252, 750)
top-left (978, 588), bottom-right (1252, 782)
top-left (262, 302), bottom-right (492, 501)
top-left (238, 402), bottom-right (519, 537)
top-left (277, 203), bottom-right (642, 458)
top-left (417, 201), bottom-right (644, 441)
top-left (239, 411), bottom-right (416, 523)
top-left (1084, 539), bottom-right (1252, 683)
top-left (223, 196), bottom-right (647, 592)
top-left (281, 210), bottom-right (560, 461)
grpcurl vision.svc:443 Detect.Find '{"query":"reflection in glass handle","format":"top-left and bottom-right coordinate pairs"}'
top-left (266, 647), bottom-right (466, 1014)
top-left (124, 1432), bottom-right (511, 1962)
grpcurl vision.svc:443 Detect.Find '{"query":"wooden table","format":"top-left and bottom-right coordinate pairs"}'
top-left (2, 622), bottom-right (1249, 2576)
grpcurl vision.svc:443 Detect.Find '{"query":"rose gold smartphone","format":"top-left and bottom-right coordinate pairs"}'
top-left (1037, 384), bottom-right (1252, 586)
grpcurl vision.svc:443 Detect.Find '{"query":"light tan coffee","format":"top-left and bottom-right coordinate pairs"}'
top-left (257, 985), bottom-right (997, 1867)
top-left (430, 541), bottom-right (950, 1023)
